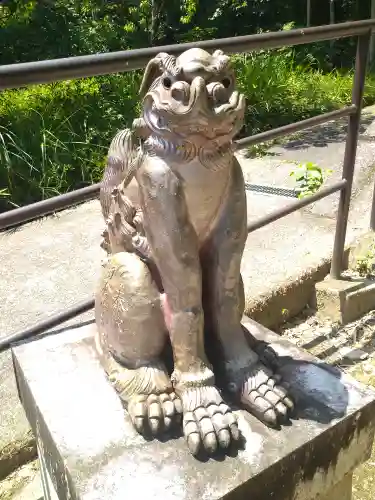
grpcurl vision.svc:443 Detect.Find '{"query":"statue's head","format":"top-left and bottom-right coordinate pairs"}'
top-left (140, 48), bottom-right (245, 149)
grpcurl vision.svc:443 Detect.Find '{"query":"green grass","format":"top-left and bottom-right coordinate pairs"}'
top-left (0, 73), bottom-right (142, 210)
top-left (233, 48), bottom-right (375, 137)
top-left (1, 47), bottom-right (375, 210)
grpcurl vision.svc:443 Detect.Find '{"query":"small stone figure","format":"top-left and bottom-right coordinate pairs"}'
top-left (95, 48), bottom-right (294, 456)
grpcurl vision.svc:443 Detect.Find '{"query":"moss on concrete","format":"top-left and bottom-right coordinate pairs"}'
top-left (0, 460), bottom-right (40, 500)
top-left (0, 429), bottom-right (36, 481)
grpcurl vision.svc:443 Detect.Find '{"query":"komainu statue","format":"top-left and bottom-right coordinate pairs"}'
top-left (95, 48), bottom-right (294, 456)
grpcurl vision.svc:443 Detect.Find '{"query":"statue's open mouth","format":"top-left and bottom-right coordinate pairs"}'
top-left (143, 76), bottom-right (245, 142)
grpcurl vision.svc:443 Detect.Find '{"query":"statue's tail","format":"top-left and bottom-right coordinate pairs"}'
top-left (100, 127), bottom-right (142, 221)
top-left (100, 125), bottom-right (150, 256)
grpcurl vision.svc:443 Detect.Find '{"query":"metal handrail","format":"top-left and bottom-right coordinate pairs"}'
top-left (1, 20), bottom-right (375, 90)
top-left (0, 19), bottom-right (374, 352)
top-left (0, 106), bottom-right (357, 230)
top-left (0, 183), bottom-right (101, 230)
top-left (247, 180), bottom-right (347, 233)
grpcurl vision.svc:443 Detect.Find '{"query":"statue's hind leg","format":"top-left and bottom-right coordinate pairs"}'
top-left (95, 251), bottom-right (182, 436)
top-left (201, 158), bottom-right (294, 427)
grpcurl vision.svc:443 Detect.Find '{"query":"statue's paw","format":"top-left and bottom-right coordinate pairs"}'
top-left (128, 392), bottom-right (182, 436)
top-left (104, 355), bottom-right (181, 437)
top-left (180, 387), bottom-right (239, 456)
top-left (235, 363), bottom-right (294, 428)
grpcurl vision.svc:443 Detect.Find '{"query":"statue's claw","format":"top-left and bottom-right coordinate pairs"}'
top-left (179, 387), bottom-right (239, 456)
top-left (235, 363), bottom-right (294, 427)
top-left (128, 391), bottom-right (182, 435)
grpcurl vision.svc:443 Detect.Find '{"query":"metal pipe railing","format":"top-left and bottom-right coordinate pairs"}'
top-left (0, 299), bottom-right (94, 354)
top-left (247, 179), bottom-right (347, 233)
top-left (235, 105), bottom-right (357, 149)
top-left (1, 20), bottom-right (375, 90)
top-left (0, 183), bottom-right (101, 230)
top-left (331, 32), bottom-right (372, 278)
top-left (0, 106), bottom-right (357, 231)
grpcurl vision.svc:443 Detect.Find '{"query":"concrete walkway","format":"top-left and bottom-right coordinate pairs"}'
top-left (2, 106), bottom-right (375, 478)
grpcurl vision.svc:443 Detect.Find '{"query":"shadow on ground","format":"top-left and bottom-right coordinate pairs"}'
top-left (279, 115), bottom-right (375, 150)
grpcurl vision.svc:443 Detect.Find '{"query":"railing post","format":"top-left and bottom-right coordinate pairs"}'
top-left (330, 31), bottom-right (371, 279)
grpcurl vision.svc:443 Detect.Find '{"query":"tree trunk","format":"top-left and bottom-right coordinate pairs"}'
top-left (151, 0), bottom-right (160, 45)
top-left (329, 0), bottom-right (335, 49)
top-left (370, 0), bottom-right (375, 68)
top-left (306, 0), bottom-right (311, 27)
top-left (329, 0), bottom-right (335, 24)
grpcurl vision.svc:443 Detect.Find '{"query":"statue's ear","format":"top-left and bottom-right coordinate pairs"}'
top-left (140, 53), bottom-right (181, 98)
top-left (210, 50), bottom-right (231, 74)
top-left (139, 57), bottom-right (163, 98)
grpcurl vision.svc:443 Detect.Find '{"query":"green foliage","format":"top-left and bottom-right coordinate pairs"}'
top-left (355, 243), bottom-right (375, 277)
top-left (232, 44), bottom-right (375, 140)
top-left (3, 50), bottom-right (374, 210)
top-left (0, 73), bottom-right (142, 209)
top-left (180, 0), bottom-right (199, 24)
top-left (290, 162), bottom-right (332, 199)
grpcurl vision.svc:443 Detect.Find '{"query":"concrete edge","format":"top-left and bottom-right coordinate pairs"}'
top-left (245, 257), bottom-right (331, 329)
top-left (245, 246), bottom-right (353, 330)
top-left (245, 228), bottom-right (375, 331)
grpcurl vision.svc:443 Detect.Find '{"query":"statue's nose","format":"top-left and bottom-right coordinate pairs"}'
top-left (192, 76), bottom-right (206, 87)
top-left (191, 76), bottom-right (207, 101)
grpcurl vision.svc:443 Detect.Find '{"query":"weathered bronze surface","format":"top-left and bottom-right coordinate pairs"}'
top-left (95, 48), bottom-right (294, 456)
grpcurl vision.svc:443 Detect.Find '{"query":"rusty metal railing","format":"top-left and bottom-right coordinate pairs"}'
top-left (0, 19), bottom-right (374, 352)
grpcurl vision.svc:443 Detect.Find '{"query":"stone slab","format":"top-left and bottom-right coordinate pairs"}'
top-left (0, 190), bottom-right (338, 479)
top-left (11, 320), bottom-right (375, 500)
top-left (315, 276), bottom-right (375, 324)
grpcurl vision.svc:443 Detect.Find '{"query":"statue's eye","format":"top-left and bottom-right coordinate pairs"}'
top-left (162, 77), bottom-right (172, 89)
top-left (222, 77), bottom-right (231, 89)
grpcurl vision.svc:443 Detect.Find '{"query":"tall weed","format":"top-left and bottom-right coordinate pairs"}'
top-left (233, 48), bottom-right (375, 138)
top-left (0, 73), bottom-right (142, 209)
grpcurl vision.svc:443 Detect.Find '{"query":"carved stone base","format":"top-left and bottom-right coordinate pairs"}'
top-left (12, 319), bottom-right (375, 500)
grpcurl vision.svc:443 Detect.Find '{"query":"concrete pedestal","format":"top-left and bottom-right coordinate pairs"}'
top-left (11, 319), bottom-right (375, 500)
top-left (315, 276), bottom-right (375, 325)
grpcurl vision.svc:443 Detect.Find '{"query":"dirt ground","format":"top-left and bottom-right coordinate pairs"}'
top-left (280, 306), bottom-right (375, 499)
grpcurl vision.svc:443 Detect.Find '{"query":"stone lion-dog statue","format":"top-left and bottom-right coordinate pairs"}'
top-left (94, 47), bottom-right (294, 456)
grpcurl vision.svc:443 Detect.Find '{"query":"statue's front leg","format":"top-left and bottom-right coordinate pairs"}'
top-left (137, 161), bottom-right (239, 456)
top-left (202, 159), bottom-right (294, 427)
